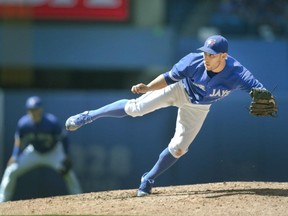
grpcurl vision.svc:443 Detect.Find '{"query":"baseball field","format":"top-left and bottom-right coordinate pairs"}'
top-left (1, 181), bottom-right (288, 215)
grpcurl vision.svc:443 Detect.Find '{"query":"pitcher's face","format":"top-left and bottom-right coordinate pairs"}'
top-left (203, 52), bottom-right (227, 72)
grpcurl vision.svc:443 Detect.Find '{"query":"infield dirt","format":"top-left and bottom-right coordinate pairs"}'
top-left (1, 181), bottom-right (288, 216)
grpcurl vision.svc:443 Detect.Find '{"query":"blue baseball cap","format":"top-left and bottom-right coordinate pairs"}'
top-left (25, 96), bottom-right (42, 110)
top-left (197, 35), bottom-right (228, 54)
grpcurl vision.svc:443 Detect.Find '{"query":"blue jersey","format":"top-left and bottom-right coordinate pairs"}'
top-left (163, 53), bottom-right (264, 104)
top-left (15, 113), bottom-right (66, 153)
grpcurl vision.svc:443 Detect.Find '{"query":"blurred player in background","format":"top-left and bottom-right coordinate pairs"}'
top-left (0, 96), bottom-right (82, 202)
top-left (65, 35), bottom-right (276, 197)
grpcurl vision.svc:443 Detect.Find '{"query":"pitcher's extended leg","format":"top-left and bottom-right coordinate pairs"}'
top-left (66, 99), bottom-right (128, 131)
top-left (66, 84), bottom-right (181, 131)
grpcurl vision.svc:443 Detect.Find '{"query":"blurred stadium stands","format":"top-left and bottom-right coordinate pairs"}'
top-left (209, 0), bottom-right (288, 38)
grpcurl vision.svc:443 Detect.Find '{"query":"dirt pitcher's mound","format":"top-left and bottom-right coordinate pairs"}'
top-left (1, 181), bottom-right (288, 216)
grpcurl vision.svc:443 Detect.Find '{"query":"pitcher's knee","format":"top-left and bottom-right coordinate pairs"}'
top-left (124, 99), bottom-right (145, 117)
top-left (168, 145), bottom-right (187, 158)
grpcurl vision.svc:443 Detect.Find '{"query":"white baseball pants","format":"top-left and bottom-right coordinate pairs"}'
top-left (125, 82), bottom-right (210, 158)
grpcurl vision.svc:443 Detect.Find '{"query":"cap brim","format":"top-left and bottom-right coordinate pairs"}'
top-left (197, 47), bottom-right (218, 54)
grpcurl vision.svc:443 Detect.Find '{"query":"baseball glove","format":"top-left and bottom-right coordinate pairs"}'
top-left (249, 88), bottom-right (277, 117)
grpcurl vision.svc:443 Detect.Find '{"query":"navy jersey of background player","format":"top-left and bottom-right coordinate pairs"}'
top-left (16, 112), bottom-right (64, 153)
top-left (164, 53), bottom-right (263, 104)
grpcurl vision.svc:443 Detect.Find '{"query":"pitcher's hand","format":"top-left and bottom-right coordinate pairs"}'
top-left (131, 83), bottom-right (149, 94)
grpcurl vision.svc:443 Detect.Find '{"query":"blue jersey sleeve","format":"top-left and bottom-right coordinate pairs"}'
top-left (163, 53), bottom-right (201, 85)
top-left (238, 69), bottom-right (264, 92)
top-left (16, 116), bottom-right (30, 149)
